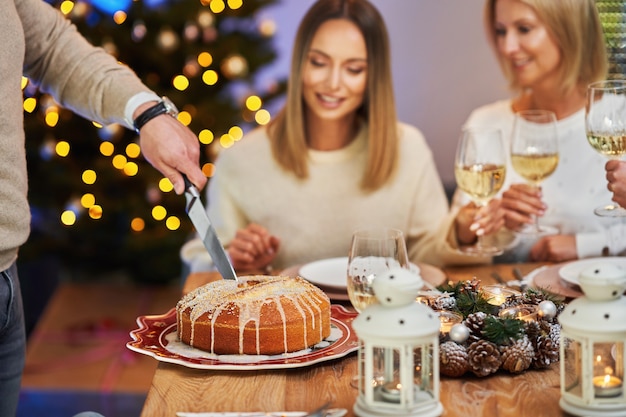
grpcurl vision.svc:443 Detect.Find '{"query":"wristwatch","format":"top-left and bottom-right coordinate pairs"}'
top-left (133, 96), bottom-right (179, 133)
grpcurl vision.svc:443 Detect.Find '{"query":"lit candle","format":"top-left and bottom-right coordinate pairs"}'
top-left (482, 285), bottom-right (520, 306)
top-left (498, 304), bottom-right (537, 322)
top-left (438, 311), bottom-right (463, 335)
top-left (380, 381), bottom-right (402, 403)
top-left (593, 374), bottom-right (623, 397)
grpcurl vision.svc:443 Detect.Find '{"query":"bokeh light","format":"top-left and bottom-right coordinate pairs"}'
top-left (82, 169), bottom-right (97, 185)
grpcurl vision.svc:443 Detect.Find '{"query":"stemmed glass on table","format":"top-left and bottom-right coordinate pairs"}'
top-left (346, 227), bottom-right (410, 313)
top-left (510, 109), bottom-right (559, 235)
top-left (454, 127), bottom-right (507, 256)
top-left (346, 227), bottom-right (410, 388)
top-left (585, 80), bottom-right (626, 217)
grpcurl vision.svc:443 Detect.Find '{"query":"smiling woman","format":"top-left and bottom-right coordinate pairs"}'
top-left (180, 0), bottom-right (486, 277)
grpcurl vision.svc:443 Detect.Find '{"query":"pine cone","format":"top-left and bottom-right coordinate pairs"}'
top-left (462, 279), bottom-right (481, 293)
top-left (464, 312), bottom-right (487, 343)
top-left (500, 336), bottom-right (534, 373)
top-left (533, 334), bottom-right (559, 369)
top-left (432, 294), bottom-right (457, 311)
top-left (440, 341), bottom-right (469, 377)
top-left (467, 340), bottom-right (502, 377)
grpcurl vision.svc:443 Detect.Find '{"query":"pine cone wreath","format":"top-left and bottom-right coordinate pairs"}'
top-left (468, 340), bottom-right (502, 377)
top-left (500, 336), bottom-right (535, 374)
top-left (440, 341), bottom-right (469, 377)
top-left (464, 312), bottom-right (487, 343)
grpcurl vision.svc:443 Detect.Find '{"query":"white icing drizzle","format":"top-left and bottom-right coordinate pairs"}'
top-left (176, 276), bottom-right (329, 354)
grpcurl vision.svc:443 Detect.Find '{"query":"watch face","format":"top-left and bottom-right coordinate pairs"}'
top-left (162, 96), bottom-right (179, 116)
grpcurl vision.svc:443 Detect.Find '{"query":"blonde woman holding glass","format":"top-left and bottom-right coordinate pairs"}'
top-left (450, 0), bottom-right (623, 262)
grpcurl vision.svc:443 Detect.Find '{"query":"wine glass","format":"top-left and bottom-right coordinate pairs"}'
top-left (346, 227), bottom-right (409, 389)
top-left (586, 80), bottom-right (626, 217)
top-left (454, 127), bottom-right (507, 256)
top-left (510, 109), bottom-right (559, 235)
top-left (346, 227), bottom-right (409, 313)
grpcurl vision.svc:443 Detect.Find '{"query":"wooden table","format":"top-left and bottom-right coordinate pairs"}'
top-left (140, 263), bottom-right (569, 417)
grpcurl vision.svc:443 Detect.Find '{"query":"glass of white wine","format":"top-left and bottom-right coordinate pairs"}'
top-left (510, 109), bottom-right (559, 235)
top-left (346, 227), bottom-right (409, 389)
top-left (454, 127), bottom-right (507, 256)
top-left (346, 227), bottom-right (409, 313)
top-left (586, 80), bottom-right (626, 217)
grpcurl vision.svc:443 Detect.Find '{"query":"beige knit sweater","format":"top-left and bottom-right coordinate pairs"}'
top-left (2, 0), bottom-right (152, 271)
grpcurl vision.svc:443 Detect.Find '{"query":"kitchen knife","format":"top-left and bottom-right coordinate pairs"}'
top-left (183, 175), bottom-right (237, 281)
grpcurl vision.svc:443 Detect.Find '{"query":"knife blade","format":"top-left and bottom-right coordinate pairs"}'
top-left (183, 175), bottom-right (237, 281)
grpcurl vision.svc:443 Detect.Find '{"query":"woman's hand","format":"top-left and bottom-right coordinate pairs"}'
top-left (455, 198), bottom-right (505, 245)
top-left (501, 183), bottom-right (546, 231)
top-left (605, 160), bottom-right (626, 208)
top-left (227, 223), bottom-right (280, 272)
top-left (529, 234), bottom-right (577, 262)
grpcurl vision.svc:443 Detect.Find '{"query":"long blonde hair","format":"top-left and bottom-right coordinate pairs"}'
top-left (267, 0), bottom-right (398, 192)
top-left (484, 0), bottom-right (607, 95)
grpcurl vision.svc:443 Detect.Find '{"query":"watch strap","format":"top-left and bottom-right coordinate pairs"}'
top-left (133, 101), bottom-right (168, 133)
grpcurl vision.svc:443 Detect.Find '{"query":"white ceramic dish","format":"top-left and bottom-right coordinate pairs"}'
top-left (298, 257), bottom-right (350, 289)
top-left (559, 257), bottom-right (626, 286)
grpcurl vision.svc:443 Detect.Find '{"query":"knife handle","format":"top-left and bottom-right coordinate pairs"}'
top-left (182, 173), bottom-right (201, 199)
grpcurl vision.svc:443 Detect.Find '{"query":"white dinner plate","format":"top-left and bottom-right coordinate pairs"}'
top-left (298, 257), bottom-right (350, 289)
top-left (298, 257), bottom-right (423, 290)
top-left (559, 257), bottom-right (626, 286)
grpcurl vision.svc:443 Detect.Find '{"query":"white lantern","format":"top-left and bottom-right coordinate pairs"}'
top-left (559, 263), bottom-right (626, 416)
top-left (352, 267), bottom-right (443, 417)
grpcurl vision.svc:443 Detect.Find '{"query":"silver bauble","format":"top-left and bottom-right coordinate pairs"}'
top-left (449, 323), bottom-right (470, 343)
top-left (537, 300), bottom-right (557, 320)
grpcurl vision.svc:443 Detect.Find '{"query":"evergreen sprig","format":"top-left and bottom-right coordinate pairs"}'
top-left (482, 316), bottom-right (525, 346)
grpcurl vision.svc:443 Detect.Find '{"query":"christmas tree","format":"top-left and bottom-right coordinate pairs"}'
top-left (21, 0), bottom-right (286, 282)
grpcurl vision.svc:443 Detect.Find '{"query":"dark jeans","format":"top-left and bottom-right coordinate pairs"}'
top-left (0, 263), bottom-right (25, 417)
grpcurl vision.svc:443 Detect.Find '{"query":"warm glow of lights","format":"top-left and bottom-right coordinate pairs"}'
top-left (199, 129), bottom-right (214, 144)
top-left (89, 205), bottom-right (103, 219)
top-left (125, 143), bottom-right (141, 158)
top-left (197, 52), bottom-right (213, 67)
top-left (178, 111), bottom-right (192, 126)
top-left (60, 0), bottom-right (74, 15)
top-left (255, 109), bottom-right (271, 125)
top-left (82, 169), bottom-right (97, 185)
top-left (123, 161), bottom-right (139, 176)
top-left (21, 77), bottom-right (28, 90)
top-left (259, 19), bottom-right (276, 37)
top-left (55, 141), bottom-right (70, 157)
top-left (100, 141), bottom-right (114, 156)
top-left (81, 193), bottom-right (96, 208)
top-left (245, 95), bottom-right (262, 111)
top-left (219, 133), bottom-right (234, 148)
top-left (112, 154), bottom-right (127, 169)
top-left (152, 205), bottom-right (167, 221)
top-left (92, 121), bottom-right (103, 128)
top-left (23, 97), bottom-right (36, 113)
top-left (166, 216), bottom-right (181, 230)
top-left (202, 70), bottom-right (218, 85)
top-left (113, 10), bottom-right (127, 24)
top-left (173, 75), bottom-right (190, 91)
top-left (202, 163), bottom-right (215, 177)
top-left (210, 0), bottom-right (225, 13)
top-left (227, 0), bottom-right (243, 9)
top-left (159, 177), bottom-right (174, 192)
top-left (228, 126), bottom-right (243, 141)
top-left (61, 210), bottom-right (76, 226)
top-left (131, 217), bottom-right (145, 232)
top-left (45, 111), bottom-right (59, 127)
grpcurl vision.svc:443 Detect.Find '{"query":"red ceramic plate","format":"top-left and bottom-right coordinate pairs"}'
top-left (127, 305), bottom-right (358, 370)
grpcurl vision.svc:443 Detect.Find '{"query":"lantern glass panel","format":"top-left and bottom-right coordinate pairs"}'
top-left (415, 345), bottom-right (435, 394)
top-left (563, 337), bottom-right (582, 398)
top-left (592, 342), bottom-right (624, 399)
